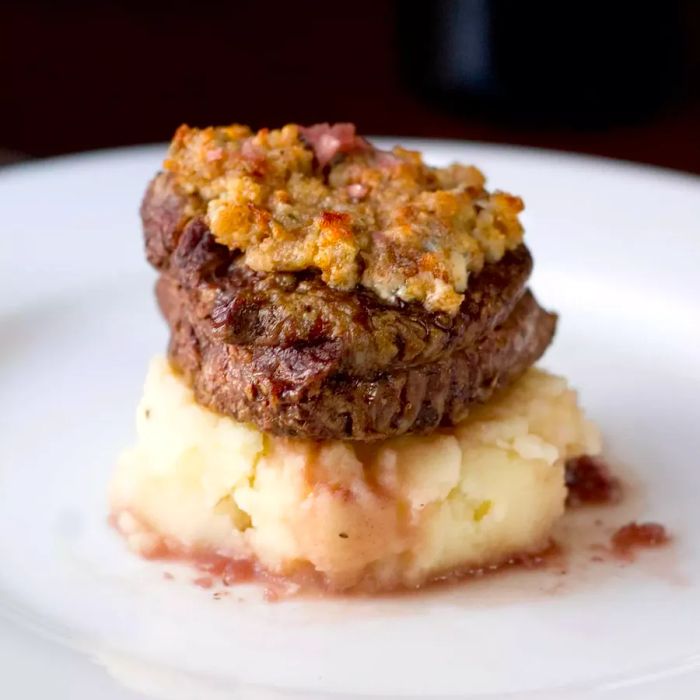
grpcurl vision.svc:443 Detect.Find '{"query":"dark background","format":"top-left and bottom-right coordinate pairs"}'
top-left (1, 0), bottom-right (699, 172)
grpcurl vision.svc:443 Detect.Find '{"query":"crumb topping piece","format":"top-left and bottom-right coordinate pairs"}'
top-left (164, 123), bottom-right (525, 314)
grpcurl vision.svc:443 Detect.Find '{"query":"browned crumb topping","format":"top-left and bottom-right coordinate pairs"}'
top-left (164, 122), bottom-right (525, 314)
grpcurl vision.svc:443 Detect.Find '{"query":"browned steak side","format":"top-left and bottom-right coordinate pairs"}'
top-left (145, 172), bottom-right (557, 440)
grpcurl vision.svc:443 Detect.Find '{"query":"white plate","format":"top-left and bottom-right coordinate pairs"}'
top-left (1, 141), bottom-right (699, 700)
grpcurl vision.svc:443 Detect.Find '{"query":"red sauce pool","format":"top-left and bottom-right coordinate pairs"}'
top-left (611, 522), bottom-right (671, 559)
top-left (193, 576), bottom-right (214, 589)
top-left (565, 455), bottom-right (622, 507)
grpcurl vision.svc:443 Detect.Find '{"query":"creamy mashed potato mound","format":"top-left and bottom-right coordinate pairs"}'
top-left (111, 356), bottom-right (601, 591)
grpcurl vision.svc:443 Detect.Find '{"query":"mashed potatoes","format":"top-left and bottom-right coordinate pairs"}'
top-left (111, 357), bottom-right (600, 592)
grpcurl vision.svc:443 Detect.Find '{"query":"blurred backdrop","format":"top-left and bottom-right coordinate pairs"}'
top-left (1, 0), bottom-right (699, 172)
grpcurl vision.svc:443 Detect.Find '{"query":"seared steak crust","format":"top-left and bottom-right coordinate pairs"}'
top-left (143, 172), bottom-right (556, 440)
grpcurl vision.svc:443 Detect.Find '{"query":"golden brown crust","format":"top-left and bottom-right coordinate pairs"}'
top-left (163, 122), bottom-right (524, 315)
